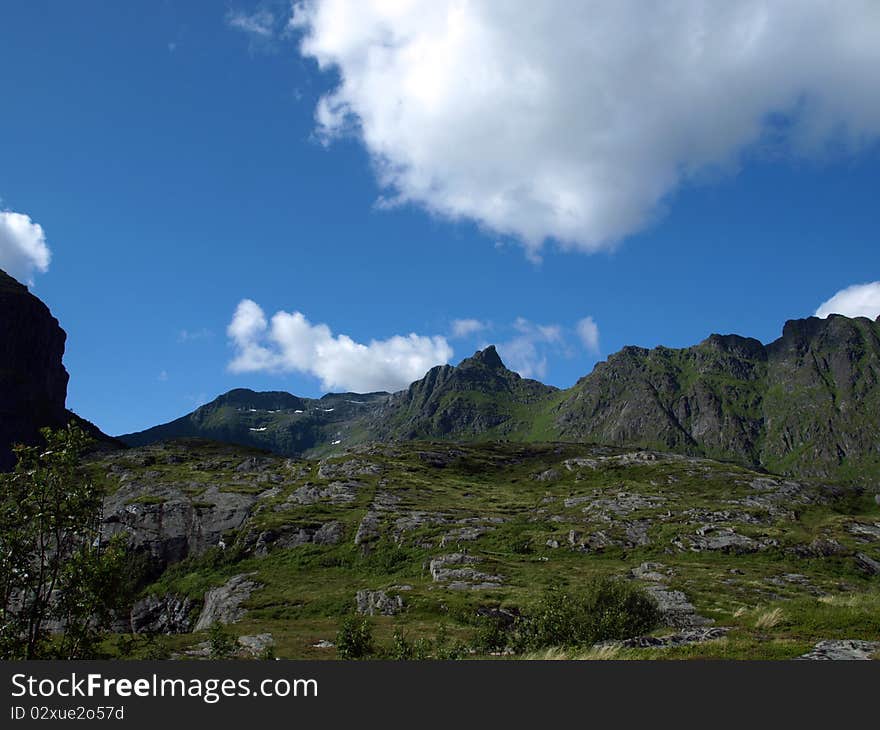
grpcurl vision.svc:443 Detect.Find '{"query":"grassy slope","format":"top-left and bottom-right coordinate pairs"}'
top-left (91, 439), bottom-right (880, 660)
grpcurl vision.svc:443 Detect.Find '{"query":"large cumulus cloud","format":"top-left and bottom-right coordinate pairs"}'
top-left (291, 1), bottom-right (880, 255)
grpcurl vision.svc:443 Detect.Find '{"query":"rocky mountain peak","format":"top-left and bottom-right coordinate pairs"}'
top-left (459, 345), bottom-right (506, 371)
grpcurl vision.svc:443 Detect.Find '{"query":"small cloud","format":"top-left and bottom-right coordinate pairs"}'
top-left (450, 318), bottom-right (488, 339)
top-left (0, 209), bottom-right (51, 286)
top-left (158, 370), bottom-right (169, 382)
top-left (576, 316), bottom-right (600, 354)
top-left (226, 299), bottom-right (453, 393)
top-left (226, 8), bottom-right (276, 39)
top-left (815, 282), bottom-right (880, 320)
top-left (167, 42), bottom-right (177, 53)
top-left (178, 327), bottom-right (213, 343)
top-left (496, 317), bottom-right (567, 380)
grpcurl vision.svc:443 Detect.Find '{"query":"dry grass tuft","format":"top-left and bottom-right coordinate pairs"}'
top-left (754, 607), bottom-right (784, 630)
top-left (520, 644), bottom-right (622, 660)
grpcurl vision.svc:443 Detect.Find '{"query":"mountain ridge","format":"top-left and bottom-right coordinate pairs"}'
top-left (120, 314), bottom-right (880, 483)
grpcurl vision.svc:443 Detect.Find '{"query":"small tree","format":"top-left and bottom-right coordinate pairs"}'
top-left (0, 424), bottom-right (131, 659)
top-left (335, 616), bottom-right (374, 659)
top-left (207, 622), bottom-right (238, 659)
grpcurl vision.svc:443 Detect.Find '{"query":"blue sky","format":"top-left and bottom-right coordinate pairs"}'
top-left (1, 1), bottom-right (878, 436)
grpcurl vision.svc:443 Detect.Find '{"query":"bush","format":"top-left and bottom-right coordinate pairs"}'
top-left (473, 615), bottom-right (511, 654)
top-left (335, 616), bottom-right (374, 659)
top-left (512, 578), bottom-right (660, 651)
top-left (207, 622), bottom-right (238, 659)
top-left (432, 623), bottom-right (468, 660)
top-left (387, 630), bottom-right (433, 660)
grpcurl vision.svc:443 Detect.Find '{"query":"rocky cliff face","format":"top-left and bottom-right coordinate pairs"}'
top-left (0, 269), bottom-right (70, 469)
top-left (555, 315), bottom-right (880, 482)
top-left (761, 315), bottom-right (880, 479)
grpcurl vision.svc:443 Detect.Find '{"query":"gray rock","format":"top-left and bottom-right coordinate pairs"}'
top-left (440, 526), bottom-right (487, 547)
top-left (195, 574), bottom-right (260, 631)
top-left (447, 581), bottom-right (502, 591)
top-left (252, 521), bottom-right (343, 555)
top-left (797, 639), bottom-right (880, 660)
top-left (130, 594), bottom-right (194, 634)
top-left (791, 538), bottom-right (846, 558)
top-left (674, 526), bottom-right (768, 554)
top-left (355, 590), bottom-right (404, 616)
top-left (317, 459), bottom-right (381, 480)
top-left (235, 457), bottom-right (274, 473)
top-left (848, 522), bottom-right (880, 541)
top-left (855, 552), bottom-right (880, 576)
top-left (371, 491), bottom-right (401, 511)
top-left (416, 449), bottom-right (465, 468)
top-left (568, 529), bottom-right (614, 552)
top-left (237, 633), bottom-right (274, 657)
top-left (102, 483), bottom-right (256, 569)
top-left (581, 491), bottom-right (665, 516)
top-left (429, 553), bottom-right (503, 587)
top-left (354, 511), bottom-right (382, 547)
top-left (623, 520), bottom-right (652, 547)
top-left (534, 468), bottom-right (560, 482)
top-left (616, 627), bottom-right (730, 649)
top-left (562, 457), bottom-right (599, 471)
top-left (642, 584), bottom-right (712, 629)
top-left (393, 511), bottom-right (450, 536)
top-left (631, 562), bottom-right (669, 583)
top-left (285, 481), bottom-right (361, 506)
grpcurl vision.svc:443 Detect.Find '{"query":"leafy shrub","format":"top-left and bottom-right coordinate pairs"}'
top-left (387, 630), bottom-right (433, 660)
top-left (432, 623), bottom-right (468, 660)
top-left (335, 616), bottom-right (374, 659)
top-left (473, 615), bottom-right (511, 653)
top-left (511, 578), bottom-right (660, 651)
top-left (208, 622), bottom-right (238, 659)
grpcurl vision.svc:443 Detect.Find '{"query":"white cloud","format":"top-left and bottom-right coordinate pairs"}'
top-left (227, 8), bottom-right (276, 38)
top-left (451, 318), bottom-right (487, 338)
top-left (291, 1), bottom-right (880, 256)
top-left (576, 316), bottom-right (600, 354)
top-left (227, 299), bottom-right (453, 392)
top-left (495, 317), bottom-right (565, 380)
top-left (0, 210), bottom-right (51, 286)
top-left (178, 327), bottom-right (213, 343)
top-left (815, 282), bottom-right (880, 319)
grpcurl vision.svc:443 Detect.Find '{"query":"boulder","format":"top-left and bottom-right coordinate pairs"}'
top-left (855, 552), bottom-right (880, 576)
top-left (130, 594), bottom-right (195, 634)
top-left (797, 639), bottom-right (880, 660)
top-left (102, 483), bottom-right (256, 570)
top-left (355, 590), bottom-right (404, 616)
top-left (194, 574), bottom-right (260, 631)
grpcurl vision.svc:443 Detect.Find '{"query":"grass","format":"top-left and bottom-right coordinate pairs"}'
top-left (84, 438), bottom-right (880, 660)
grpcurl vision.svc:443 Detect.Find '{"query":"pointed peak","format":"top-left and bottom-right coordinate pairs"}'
top-left (461, 345), bottom-right (506, 370)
